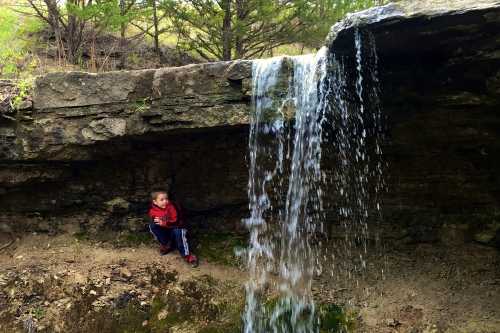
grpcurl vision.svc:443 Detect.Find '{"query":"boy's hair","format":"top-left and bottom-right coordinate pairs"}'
top-left (151, 190), bottom-right (168, 201)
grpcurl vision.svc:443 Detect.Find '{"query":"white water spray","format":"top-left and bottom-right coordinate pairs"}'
top-left (244, 30), bottom-right (384, 332)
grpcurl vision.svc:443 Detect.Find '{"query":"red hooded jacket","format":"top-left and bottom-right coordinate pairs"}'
top-left (148, 202), bottom-right (178, 228)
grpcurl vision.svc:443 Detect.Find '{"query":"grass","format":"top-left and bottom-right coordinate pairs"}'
top-left (0, 4), bottom-right (45, 79)
top-left (31, 306), bottom-right (45, 321)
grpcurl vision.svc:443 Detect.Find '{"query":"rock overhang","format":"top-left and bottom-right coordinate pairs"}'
top-left (0, 0), bottom-right (499, 162)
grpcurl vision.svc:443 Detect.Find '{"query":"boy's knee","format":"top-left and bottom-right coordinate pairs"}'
top-left (149, 223), bottom-right (160, 232)
top-left (172, 227), bottom-right (185, 234)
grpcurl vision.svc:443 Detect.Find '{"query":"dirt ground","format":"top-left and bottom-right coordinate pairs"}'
top-left (316, 241), bottom-right (500, 333)
top-left (0, 232), bottom-right (499, 332)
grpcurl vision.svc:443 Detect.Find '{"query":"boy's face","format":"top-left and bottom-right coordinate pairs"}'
top-left (153, 193), bottom-right (168, 208)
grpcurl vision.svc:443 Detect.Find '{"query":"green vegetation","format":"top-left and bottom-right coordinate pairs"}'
top-left (116, 231), bottom-right (155, 247)
top-left (0, 0), bottom-right (389, 79)
top-left (318, 303), bottom-right (357, 333)
top-left (263, 298), bottom-right (357, 333)
top-left (11, 78), bottom-right (34, 109)
top-left (0, 5), bottom-right (44, 79)
top-left (195, 231), bottom-right (246, 266)
top-left (31, 306), bottom-right (46, 321)
top-left (73, 229), bottom-right (155, 247)
top-left (164, 0), bottom-right (389, 60)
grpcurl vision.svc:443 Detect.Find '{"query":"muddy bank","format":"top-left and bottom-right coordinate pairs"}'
top-left (0, 233), bottom-right (498, 332)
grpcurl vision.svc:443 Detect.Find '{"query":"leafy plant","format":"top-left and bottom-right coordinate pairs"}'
top-left (318, 303), bottom-right (356, 333)
top-left (11, 78), bottom-right (34, 110)
top-left (32, 306), bottom-right (45, 320)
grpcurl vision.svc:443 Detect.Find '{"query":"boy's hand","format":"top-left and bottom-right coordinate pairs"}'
top-left (154, 217), bottom-right (161, 224)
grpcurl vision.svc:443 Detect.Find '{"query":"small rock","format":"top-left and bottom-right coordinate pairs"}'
top-left (386, 318), bottom-right (401, 327)
top-left (157, 308), bottom-right (169, 321)
top-left (473, 228), bottom-right (497, 245)
top-left (120, 267), bottom-right (132, 279)
top-left (104, 198), bottom-right (130, 214)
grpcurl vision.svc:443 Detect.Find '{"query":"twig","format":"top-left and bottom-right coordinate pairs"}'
top-left (0, 238), bottom-right (15, 252)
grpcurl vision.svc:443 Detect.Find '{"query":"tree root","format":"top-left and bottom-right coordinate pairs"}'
top-left (0, 238), bottom-right (15, 252)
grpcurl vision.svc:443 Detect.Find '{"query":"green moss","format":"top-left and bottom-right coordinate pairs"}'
top-left (148, 297), bottom-right (188, 331)
top-left (73, 231), bottom-right (90, 241)
top-left (258, 298), bottom-right (356, 333)
top-left (195, 232), bottom-right (246, 266)
top-left (133, 98), bottom-right (152, 113)
top-left (318, 303), bottom-right (356, 333)
top-left (73, 230), bottom-right (154, 247)
top-left (198, 322), bottom-right (241, 333)
top-left (116, 231), bottom-right (155, 247)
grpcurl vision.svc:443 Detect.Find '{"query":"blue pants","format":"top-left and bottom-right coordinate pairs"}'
top-left (149, 224), bottom-right (190, 256)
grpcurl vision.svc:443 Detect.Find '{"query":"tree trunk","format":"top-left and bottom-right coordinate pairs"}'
top-left (152, 0), bottom-right (160, 56)
top-left (221, 0), bottom-right (232, 61)
top-left (67, 13), bottom-right (78, 64)
top-left (44, 0), bottom-right (65, 64)
top-left (234, 0), bottom-right (245, 59)
top-left (119, 0), bottom-right (127, 69)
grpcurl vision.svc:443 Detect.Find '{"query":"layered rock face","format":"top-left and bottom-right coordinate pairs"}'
top-left (1, 0), bottom-right (500, 245)
top-left (325, 0), bottom-right (500, 244)
top-left (0, 62), bottom-right (254, 233)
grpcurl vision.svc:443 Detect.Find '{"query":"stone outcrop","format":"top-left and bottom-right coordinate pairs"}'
top-left (2, 61), bottom-right (252, 161)
top-left (323, 0), bottom-right (500, 245)
top-left (1, 0), bottom-right (500, 246)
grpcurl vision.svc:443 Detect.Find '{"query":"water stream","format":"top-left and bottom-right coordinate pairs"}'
top-left (244, 30), bottom-right (384, 332)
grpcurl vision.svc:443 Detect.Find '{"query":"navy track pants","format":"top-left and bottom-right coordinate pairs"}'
top-left (149, 223), bottom-right (190, 256)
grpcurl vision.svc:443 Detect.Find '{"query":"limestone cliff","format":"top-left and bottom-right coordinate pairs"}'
top-left (1, 0), bottom-right (499, 246)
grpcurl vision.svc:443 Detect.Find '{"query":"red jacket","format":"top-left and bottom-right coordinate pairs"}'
top-left (148, 202), bottom-right (178, 228)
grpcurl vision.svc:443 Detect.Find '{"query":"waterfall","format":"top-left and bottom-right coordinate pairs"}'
top-left (244, 30), bottom-right (384, 332)
top-left (244, 56), bottom-right (286, 333)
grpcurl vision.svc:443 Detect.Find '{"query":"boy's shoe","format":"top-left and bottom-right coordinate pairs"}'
top-left (185, 254), bottom-right (199, 268)
top-left (159, 245), bottom-right (171, 256)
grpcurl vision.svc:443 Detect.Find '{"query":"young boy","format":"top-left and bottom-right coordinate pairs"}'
top-left (148, 191), bottom-right (198, 267)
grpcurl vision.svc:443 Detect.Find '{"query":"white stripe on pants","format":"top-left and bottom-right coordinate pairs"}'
top-left (181, 229), bottom-right (189, 256)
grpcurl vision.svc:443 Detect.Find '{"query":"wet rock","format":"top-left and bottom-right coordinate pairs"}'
top-left (104, 198), bottom-right (130, 214)
top-left (473, 223), bottom-right (500, 246)
top-left (440, 224), bottom-right (469, 246)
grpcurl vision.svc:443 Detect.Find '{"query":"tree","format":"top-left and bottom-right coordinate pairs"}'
top-left (163, 0), bottom-right (389, 61)
top-left (130, 0), bottom-right (172, 57)
top-left (164, 0), bottom-right (309, 61)
top-left (22, 0), bottom-right (138, 66)
top-left (23, 0), bottom-right (88, 64)
top-left (296, 0), bottom-right (389, 48)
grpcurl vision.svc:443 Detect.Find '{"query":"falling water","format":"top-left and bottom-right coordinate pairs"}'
top-left (326, 29), bottom-right (385, 286)
top-left (244, 56), bottom-right (286, 333)
top-left (244, 29), bottom-right (384, 332)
